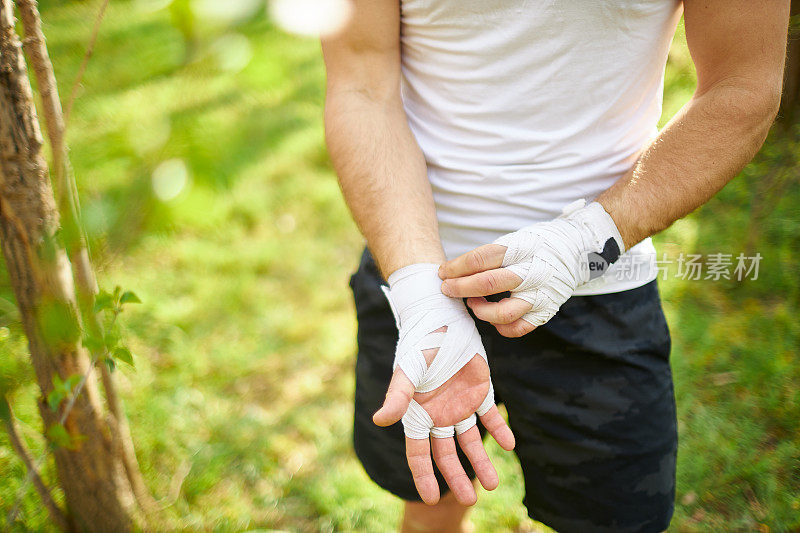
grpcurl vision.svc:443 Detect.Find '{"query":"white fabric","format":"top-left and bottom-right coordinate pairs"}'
top-left (399, 0), bottom-right (681, 294)
top-left (383, 263), bottom-right (495, 439)
top-left (495, 201), bottom-right (626, 327)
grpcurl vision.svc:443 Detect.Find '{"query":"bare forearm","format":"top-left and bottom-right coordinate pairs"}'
top-left (325, 91), bottom-right (444, 278)
top-left (597, 83), bottom-right (780, 249)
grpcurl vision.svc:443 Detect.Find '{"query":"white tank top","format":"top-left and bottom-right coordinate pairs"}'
top-left (400, 0), bottom-right (683, 294)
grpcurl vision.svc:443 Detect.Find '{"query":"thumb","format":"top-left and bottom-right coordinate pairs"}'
top-left (373, 368), bottom-right (415, 426)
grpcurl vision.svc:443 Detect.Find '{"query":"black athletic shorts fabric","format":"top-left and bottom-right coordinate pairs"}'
top-left (350, 248), bottom-right (677, 533)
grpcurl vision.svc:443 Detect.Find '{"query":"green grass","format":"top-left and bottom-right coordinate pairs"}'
top-left (1, 2), bottom-right (798, 531)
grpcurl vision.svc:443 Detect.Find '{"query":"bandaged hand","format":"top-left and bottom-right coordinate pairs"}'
top-left (372, 263), bottom-right (515, 506)
top-left (439, 200), bottom-right (626, 337)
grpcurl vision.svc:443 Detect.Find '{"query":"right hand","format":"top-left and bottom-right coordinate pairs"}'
top-left (373, 263), bottom-right (515, 506)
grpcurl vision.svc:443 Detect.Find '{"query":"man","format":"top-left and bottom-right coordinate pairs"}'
top-left (322, 1), bottom-right (788, 531)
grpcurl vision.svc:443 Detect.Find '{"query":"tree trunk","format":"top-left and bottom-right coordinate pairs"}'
top-left (0, 0), bottom-right (139, 530)
top-left (14, 0), bottom-right (158, 515)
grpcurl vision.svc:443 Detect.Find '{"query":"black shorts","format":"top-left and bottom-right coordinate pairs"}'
top-left (350, 249), bottom-right (678, 533)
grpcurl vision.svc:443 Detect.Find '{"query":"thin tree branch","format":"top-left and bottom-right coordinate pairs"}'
top-left (158, 456), bottom-right (192, 510)
top-left (15, 0), bottom-right (66, 203)
top-left (16, 0), bottom-right (84, 226)
top-left (63, 0), bottom-right (109, 127)
top-left (100, 367), bottom-right (159, 514)
top-left (7, 349), bottom-right (97, 527)
top-left (3, 399), bottom-right (70, 532)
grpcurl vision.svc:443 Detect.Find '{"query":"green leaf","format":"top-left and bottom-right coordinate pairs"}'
top-left (52, 374), bottom-right (68, 395)
top-left (103, 357), bottom-right (116, 373)
top-left (103, 330), bottom-right (120, 351)
top-left (93, 291), bottom-right (114, 314)
top-left (39, 301), bottom-right (81, 346)
top-left (65, 374), bottom-right (82, 391)
top-left (113, 346), bottom-right (134, 367)
top-left (47, 373), bottom-right (81, 411)
top-left (82, 333), bottom-right (105, 354)
top-left (46, 423), bottom-right (71, 448)
top-left (47, 389), bottom-right (64, 412)
top-left (119, 291), bottom-right (141, 305)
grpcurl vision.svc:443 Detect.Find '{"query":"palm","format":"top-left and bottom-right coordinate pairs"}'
top-left (414, 353), bottom-right (490, 427)
top-left (373, 337), bottom-right (514, 507)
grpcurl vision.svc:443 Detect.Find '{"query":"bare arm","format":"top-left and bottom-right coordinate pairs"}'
top-left (322, 1), bottom-right (443, 278)
top-left (597, 0), bottom-right (790, 248)
top-left (323, 3), bottom-right (515, 505)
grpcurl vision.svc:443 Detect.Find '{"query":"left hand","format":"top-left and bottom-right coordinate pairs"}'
top-left (438, 200), bottom-right (626, 337)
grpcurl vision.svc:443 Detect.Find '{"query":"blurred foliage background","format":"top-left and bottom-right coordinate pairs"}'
top-left (0, 1), bottom-right (798, 531)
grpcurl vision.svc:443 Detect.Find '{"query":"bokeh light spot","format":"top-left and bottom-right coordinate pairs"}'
top-left (269, 0), bottom-right (353, 38)
top-left (152, 158), bottom-right (190, 201)
top-left (276, 213), bottom-right (297, 234)
top-left (192, 0), bottom-right (262, 24)
top-left (211, 33), bottom-right (253, 73)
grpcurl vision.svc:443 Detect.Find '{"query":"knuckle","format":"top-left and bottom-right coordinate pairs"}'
top-left (411, 471), bottom-right (433, 482)
top-left (497, 308), bottom-right (515, 324)
top-left (467, 249), bottom-right (486, 271)
top-left (482, 273), bottom-right (497, 294)
top-left (508, 322), bottom-right (529, 337)
top-left (387, 384), bottom-right (411, 402)
top-left (438, 451), bottom-right (459, 464)
top-left (483, 415), bottom-right (503, 432)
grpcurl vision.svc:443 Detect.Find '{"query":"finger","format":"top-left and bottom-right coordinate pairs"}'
top-left (431, 436), bottom-right (477, 506)
top-left (456, 426), bottom-right (499, 491)
top-left (494, 318), bottom-right (537, 338)
top-left (441, 268), bottom-right (521, 298)
top-left (467, 296), bottom-right (532, 325)
top-left (439, 244), bottom-right (507, 279)
top-left (406, 437), bottom-right (439, 505)
top-left (406, 437), bottom-right (440, 505)
top-left (479, 405), bottom-right (515, 451)
top-left (373, 368), bottom-right (415, 426)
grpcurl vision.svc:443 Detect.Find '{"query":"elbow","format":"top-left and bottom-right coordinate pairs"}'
top-left (717, 81), bottom-right (782, 147)
top-left (696, 76), bottom-right (782, 138)
top-left (739, 76), bottom-right (783, 136)
top-left (323, 81), bottom-right (402, 145)
top-left (324, 73), bottom-right (401, 109)
top-left (752, 85), bottom-right (782, 133)
top-left (323, 81), bottom-right (399, 123)
top-left (736, 83), bottom-right (781, 136)
top-left (749, 88), bottom-right (782, 149)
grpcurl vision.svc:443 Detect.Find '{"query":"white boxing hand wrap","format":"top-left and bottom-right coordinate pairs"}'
top-left (381, 263), bottom-right (495, 440)
top-left (494, 200), bottom-right (626, 328)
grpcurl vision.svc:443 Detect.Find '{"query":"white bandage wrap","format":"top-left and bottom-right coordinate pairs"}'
top-left (382, 263), bottom-right (495, 440)
top-left (494, 200), bottom-right (626, 328)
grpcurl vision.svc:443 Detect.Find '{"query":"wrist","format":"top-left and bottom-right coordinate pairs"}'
top-left (564, 201), bottom-right (626, 256)
top-left (378, 245), bottom-right (446, 280)
top-left (384, 263), bottom-right (451, 327)
top-left (387, 262), bottom-right (441, 286)
top-left (556, 201), bottom-right (625, 282)
top-left (387, 263), bottom-right (443, 302)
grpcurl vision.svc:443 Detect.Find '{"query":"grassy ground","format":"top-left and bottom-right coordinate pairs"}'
top-left (1, 1), bottom-right (798, 531)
